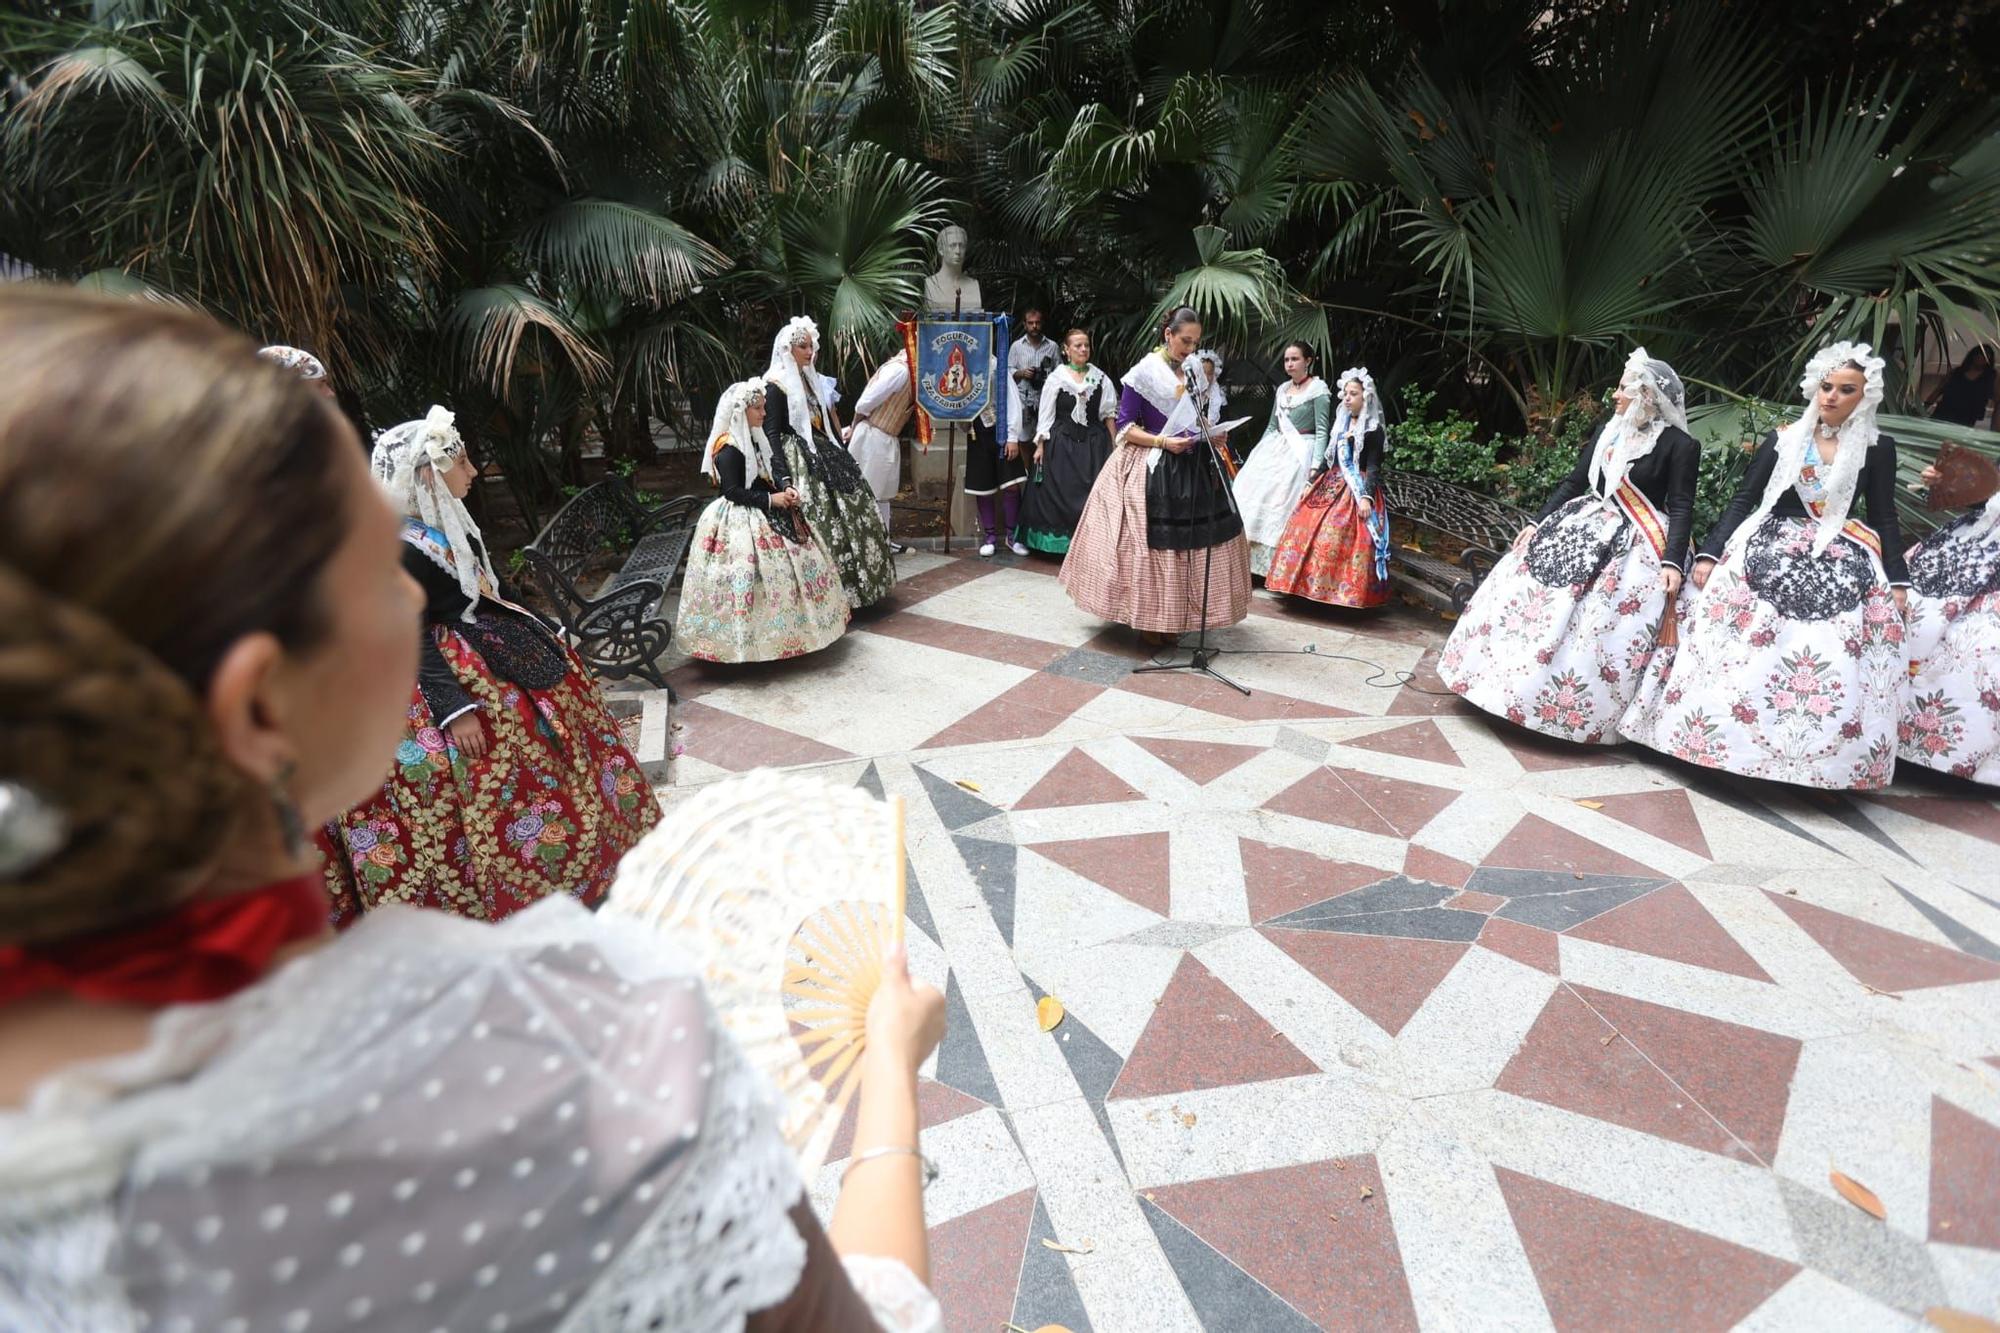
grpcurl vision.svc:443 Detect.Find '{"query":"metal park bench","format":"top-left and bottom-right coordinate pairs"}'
top-left (521, 476), bottom-right (699, 695)
top-left (1381, 472), bottom-right (1533, 614)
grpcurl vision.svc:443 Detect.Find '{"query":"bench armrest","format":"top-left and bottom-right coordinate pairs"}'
top-left (631, 491), bottom-right (701, 538)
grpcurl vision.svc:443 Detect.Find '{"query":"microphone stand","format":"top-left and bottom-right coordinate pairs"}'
top-left (1132, 359), bottom-right (1250, 696)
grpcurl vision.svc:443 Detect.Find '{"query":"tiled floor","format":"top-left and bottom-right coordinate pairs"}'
top-left (659, 550), bottom-right (2000, 1332)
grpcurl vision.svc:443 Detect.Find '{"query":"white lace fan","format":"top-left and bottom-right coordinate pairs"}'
top-left (603, 770), bottom-right (906, 1177)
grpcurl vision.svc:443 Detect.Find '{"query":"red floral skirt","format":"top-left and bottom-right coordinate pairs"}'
top-left (1264, 471), bottom-right (1390, 607)
top-left (319, 626), bottom-right (660, 926)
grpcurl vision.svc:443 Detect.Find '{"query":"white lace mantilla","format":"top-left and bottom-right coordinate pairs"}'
top-left (0, 899), bottom-right (939, 1333)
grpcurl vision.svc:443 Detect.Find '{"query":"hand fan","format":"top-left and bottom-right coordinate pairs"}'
top-left (603, 770), bottom-right (906, 1177)
top-left (1928, 441), bottom-right (2000, 510)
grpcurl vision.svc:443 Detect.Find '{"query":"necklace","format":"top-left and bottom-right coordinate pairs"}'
top-left (1815, 421), bottom-right (1840, 441)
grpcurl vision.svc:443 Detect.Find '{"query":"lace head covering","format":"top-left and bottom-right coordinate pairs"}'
top-left (1737, 342), bottom-right (1887, 559)
top-left (1331, 367), bottom-right (1384, 439)
top-left (764, 316), bottom-right (828, 452)
top-left (256, 345), bottom-right (325, 381)
top-left (370, 406), bottom-right (494, 619)
top-left (702, 376), bottom-right (775, 483)
top-left (1587, 346), bottom-right (1688, 499)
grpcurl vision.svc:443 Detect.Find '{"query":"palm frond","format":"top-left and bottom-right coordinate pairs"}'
top-left (517, 198), bottom-right (729, 303)
top-left (441, 282), bottom-right (608, 392)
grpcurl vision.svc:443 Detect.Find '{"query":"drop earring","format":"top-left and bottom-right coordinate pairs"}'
top-left (271, 762), bottom-right (306, 861)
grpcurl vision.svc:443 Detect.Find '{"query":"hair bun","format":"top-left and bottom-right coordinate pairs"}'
top-left (0, 562), bottom-right (245, 944)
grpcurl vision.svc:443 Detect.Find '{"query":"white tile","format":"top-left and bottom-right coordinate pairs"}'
top-left (1376, 1112), bottom-right (1555, 1332)
top-left (1426, 1089), bottom-right (1802, 1263)
top-left (1556, 932), bottom-right (1850, 1041)
top-left (1928, 1242), bottom-right (2000, 1318)
top-left (1774, 1035), bottom-right (1943, 1243)
top-left (1735, 1269), bottom-right (1922, 1332)
top-left (1394, 948), bottom-right (1558, 1098)
top-left (907, 565), bottom-right (1109, 647)
top-left (1109, 1072), bottom-right (1403, 1189)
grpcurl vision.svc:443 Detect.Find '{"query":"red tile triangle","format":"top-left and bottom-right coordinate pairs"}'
top-left (1479, 916), bottom-right (1559, 975)
top-left (1030, 831), bottom-right (1172, 916)
top-left (1013, 749), bottom-right (1142, 810)
top-left (928, 1187), bottom-right (1037, 1333)
top-left (1150, 1158), bottom-right (1418, 1329)
top-left (1497, 988), bottom-right (1753, 1159)
top-left (1482, 814), bottom-right (1667, 879)
top-left (1405, 844), bottom-right (1476, 889)
top-left (1568, 884), bottom-right (1770, 982)
top-left (1570, 984), bottom-right (1800, 1164)
top-left (1110, 955), bottom-right (1317, 1099)
top-left (1496, 1168), bottom-right (1798, 1327)
top-left (828, 1076), bottom-right (987, 1162)
top-left (1347, 720), bottom-right (1463, 767)
top-left (1264, 767), bottom-right (1397, 837)
top-left (1766, 892), bottom-right (2000, 992)
top-left (1331, 766), bottom-right (1461, 839)
top-left (1134, 735), bottom-right (1264, 785)
top-left (1239, 838), bottom-right (1386, 924)
top-left (1930, 1097), bottom-right (2000, 1248)
top-left (1864, 794), bottom-right (2000, 846)
top-left (1264, 929), bottom-right (1468, 1036)
top-left (1583, 789), bottom-right (1712, 859)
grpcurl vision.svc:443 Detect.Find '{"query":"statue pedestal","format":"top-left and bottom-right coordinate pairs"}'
top-left (910, 427), bottom-right (980, 545)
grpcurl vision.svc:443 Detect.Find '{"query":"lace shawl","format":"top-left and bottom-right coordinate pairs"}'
top-left (0, 899), bottom-right (940, 1333)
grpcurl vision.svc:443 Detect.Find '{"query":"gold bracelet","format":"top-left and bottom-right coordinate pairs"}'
top-left (842, 1145), bottom-right (939, 1189)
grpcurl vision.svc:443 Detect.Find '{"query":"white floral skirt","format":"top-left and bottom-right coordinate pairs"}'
top-left (1899, 511), bottom-right (2000, 784)
top-left (1437, 496), bottom-right (1667, 744)
top-left (674, 499), bottom-right (850, 664)
top-left (1620, 516), bottom-right (1907, 790)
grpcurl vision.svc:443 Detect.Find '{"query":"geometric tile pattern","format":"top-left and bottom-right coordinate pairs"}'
top-left (661, 552), bottom-right (2000, 1330)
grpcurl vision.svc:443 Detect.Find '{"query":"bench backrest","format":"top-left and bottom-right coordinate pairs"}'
top-left (1383, 473), bottom-right (1530, 554)
top-left (526, 477), bottom-right (639, 582)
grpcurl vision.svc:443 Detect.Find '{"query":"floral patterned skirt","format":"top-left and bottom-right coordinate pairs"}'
top-left (1264, 470), bottom-right (1390, 607)
top-left (1899, 511), bottom-right (2000, 784)
top-left (1438, 496), bottom-right (1665, 744)
top-left (675, 497), bottom-right (849, 664)
top-left (782, 436), bottom-right (897, 610)
top-left (1620, 516), bottom-right (1907, 790)
top-left (320, 629), bottom-right (661, 925)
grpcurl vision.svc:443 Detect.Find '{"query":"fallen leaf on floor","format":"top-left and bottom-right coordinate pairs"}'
top-left (1360, 1186), bottom-right (1375, 1200)
top-left (1002, 1324), bottom-right (1076, 1333)
top-left (1333, 1160), bottom-right (1347, 1171)
top-left (1036, 995), bottom-right (1066, 1032)
top-left (1176, 1107), bottom-right (1198, 1129)
top-left (1041, 1239), bottom-right (1094, 1255)
top-left (1575, 800), bottom-right (1605, 810)
top-left (1830, 1169), bottom-right (1886, 1220)
top-left (1924, 1308), bottom-right (2000, 1333)
top-left (1600, 1032), bottom-right (1617, 1047)
top-left (1785, 888), bottom-right (1799, 895)
top-left (1862, 984), bottom-right (1903, 1000)
top-left (954, 779), bottom-right (982, 793)
top-left (1328, 1213), bottom-right (1340, 1222)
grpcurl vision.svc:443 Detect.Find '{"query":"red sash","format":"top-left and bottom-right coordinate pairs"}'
top-left (1611, 480), bottom-right (1669, 560)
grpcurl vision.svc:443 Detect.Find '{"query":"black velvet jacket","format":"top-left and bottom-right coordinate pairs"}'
top-left (1316, 425), bottom-right (1385, 498)
top-left (1699, 429), bottom-right (1910, 585)
top-left (1536, 421), bottom-right (1700, 570)
top-left (406, 541), bottom-right (562, 725)
top-left (713, 436), bottom-right (791, 510)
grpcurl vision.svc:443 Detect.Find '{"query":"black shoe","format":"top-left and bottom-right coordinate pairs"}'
top-left (888, 541), bottom-right (912, 555)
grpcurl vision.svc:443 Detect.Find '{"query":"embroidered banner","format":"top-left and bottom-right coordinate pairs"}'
top-left (915, 317), bottom-right (996, 423)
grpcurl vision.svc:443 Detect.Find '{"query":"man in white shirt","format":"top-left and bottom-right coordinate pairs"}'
top-left (845, 349), bottom-right (916, 553)
top-left (1008, 309), bottom-right (1060, 440)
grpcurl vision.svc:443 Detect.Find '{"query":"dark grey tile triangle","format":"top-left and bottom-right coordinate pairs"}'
top-left (954, 835), bottom-right (1019, 949)
top-left (1469, 868), bottom-right (1671, 932)
top-left (1012, 1193), bottom-right (1094, 1333)
top-left (916, 763), bottom-right (1004, 830)
top-left (854, 760), bottom-right (887, 799)
top-left (1026, 976), bottom-right (1126, 1170)
top-left (1265, 875), bottom-right (1485, 942)
top-left (1139, 1197), bottom-right (1319, 1332)
top-left (1822, 796), bottom-right (1919, 864)
top-left (1888, 880), bottom-right (2000, 962)
top-left (902, 857), bottom-right (941, 953)
top-left (1681, 770), bottom-right (1842, 857)
top-left (934, 973), bottom-right (1004, 1108)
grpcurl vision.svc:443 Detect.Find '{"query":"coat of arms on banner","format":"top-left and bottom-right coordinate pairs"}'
top-left (915, 318), bottom-right (995, 422)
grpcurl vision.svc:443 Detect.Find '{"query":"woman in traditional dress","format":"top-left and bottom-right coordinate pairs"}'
top-left (0, 285), bottom-right (947, 1333)
top-left (1234, 341), bottom-right (1330, 577)
top-left (966, 362), bottom-right (1028, 558)
top-left (1059, 307), bottom-right (1250, 641)
top-left (676, 375), bottom-right (850, 663)
top-left (1265, 367), bottom-right (1391, 608)
top-left (1898, 471), bottom-right (2000, 783)
top-left (1621, 343), bottom-right (1910, 789)
top-left (1018, 328), bottom-right (1118, 556)
top-left (764, 315), bottom-right (897, 608)
top-left (1439, 349), bottom-right (1698, 742)
top-left (323, 406), bottom-right (661, 920)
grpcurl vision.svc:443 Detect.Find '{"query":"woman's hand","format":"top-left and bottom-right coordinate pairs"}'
top-left (1004, 441), bottom-right (1021, 462)
top-left (1660, 565), bottom-right (1683, 597)
top-left (1894, 586), bottom-right (1909, 616)
top-left (770, 487), bottom-right (800, 510)
top-left (1162, 434), bottom-right (1195, 455)
top-left (1356, 495), bottom-right (1374, 519)
top-left (865, 943), bottom-right (946, 1077)
top-left (1033, 443), bottom-right (1045, 467)
top-left (1920, 464), bottom-right (1941, 487)
top-left (447, 712), bottom-right (489, 760)
top-left (1691, 557), bottom-right (1715, 589)
top-left (1512, 524), bottom-right (1537, 551)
